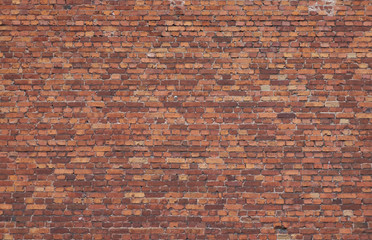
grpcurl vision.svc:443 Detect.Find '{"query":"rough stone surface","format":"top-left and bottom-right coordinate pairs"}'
top-left (0, 0), bottom-right (371, 239)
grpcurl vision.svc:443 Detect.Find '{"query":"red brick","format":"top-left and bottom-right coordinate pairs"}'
top-left (0, 1), bottom-right (371, 239)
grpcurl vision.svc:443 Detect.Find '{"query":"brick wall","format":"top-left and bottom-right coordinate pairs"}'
top-left (0, 0), bottom-right (371, 239)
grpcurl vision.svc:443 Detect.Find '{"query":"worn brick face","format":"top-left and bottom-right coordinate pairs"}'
top-left (0, 0), bottom-right (372, 239)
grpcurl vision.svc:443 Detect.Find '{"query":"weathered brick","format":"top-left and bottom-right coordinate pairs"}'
top-left (129, 157), bottom-right (148, 164)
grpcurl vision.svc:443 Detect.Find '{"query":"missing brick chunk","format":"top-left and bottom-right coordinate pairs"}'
top-left (275, 226), bottom-right (288, 234)
top-left (275, 226), bottom-right (291, 240)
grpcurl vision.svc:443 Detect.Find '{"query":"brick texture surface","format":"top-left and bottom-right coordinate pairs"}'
top-left (0, 0), bottom-right (372, 239)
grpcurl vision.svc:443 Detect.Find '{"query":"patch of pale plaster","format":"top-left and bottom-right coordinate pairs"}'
top-left (309, 0), bottom-right (336, 16)
top-left (169, 0), bottom-right (184, 7)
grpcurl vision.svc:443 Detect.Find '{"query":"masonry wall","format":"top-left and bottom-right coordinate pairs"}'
top-left (0, 0), bottom-right (371, 239)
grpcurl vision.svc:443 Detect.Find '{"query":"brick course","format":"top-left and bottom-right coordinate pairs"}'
top-left (0, 0), bottom-right (371, 239)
